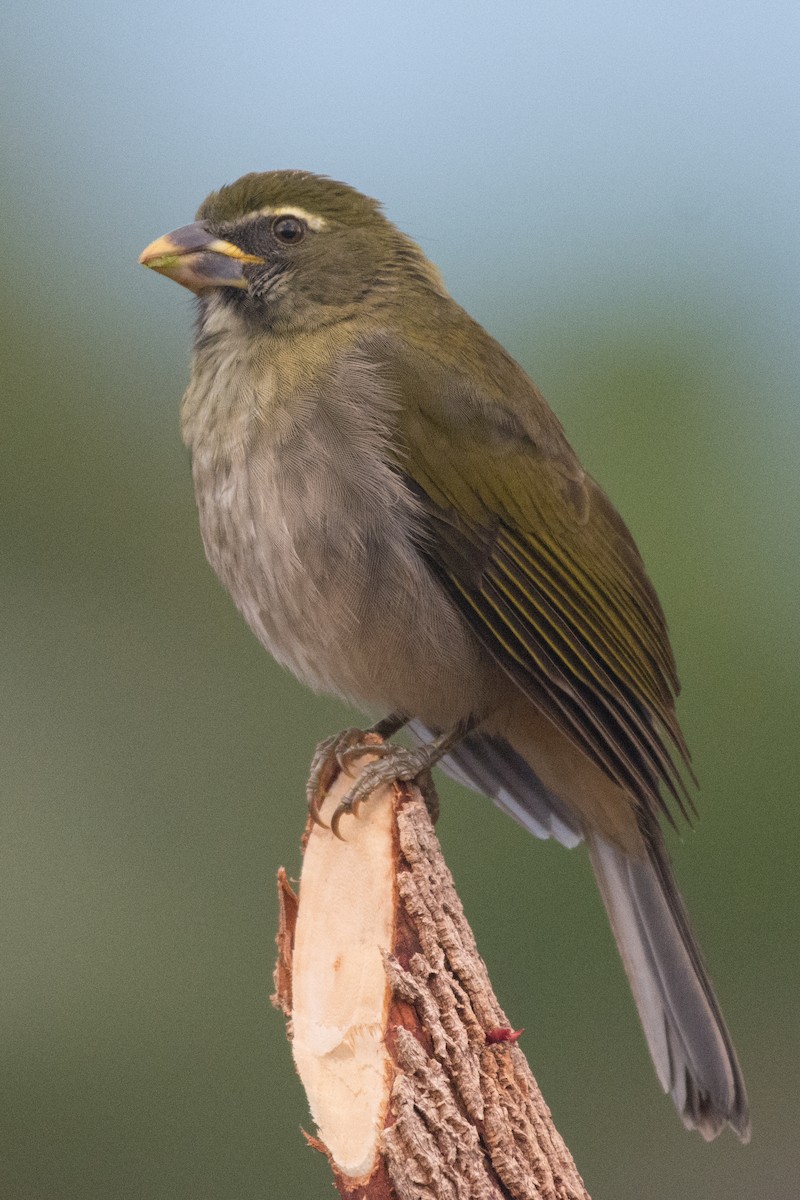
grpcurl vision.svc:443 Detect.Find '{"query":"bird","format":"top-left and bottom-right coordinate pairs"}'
top-left (140, 169), bottom-right (749, 1141)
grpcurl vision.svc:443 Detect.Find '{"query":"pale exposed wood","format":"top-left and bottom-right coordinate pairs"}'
top-left (272, 755), bottom-right (590, 1200)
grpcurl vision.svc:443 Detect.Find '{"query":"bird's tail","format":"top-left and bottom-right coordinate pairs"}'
top-left (587, 829), bottom-right (750, 1141)
top-left (423, 723), bottom-right (750, 1140)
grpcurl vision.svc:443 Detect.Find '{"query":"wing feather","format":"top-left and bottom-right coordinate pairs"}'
top-left (390, 346), bottom-right (694, 826)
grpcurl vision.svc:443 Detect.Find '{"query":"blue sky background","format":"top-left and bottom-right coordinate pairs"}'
top-left (3, 0), bottom-right (798, 334)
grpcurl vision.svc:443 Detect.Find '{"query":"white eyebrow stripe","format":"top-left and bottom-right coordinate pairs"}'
top-left (239, 206), bottom-right (327, 231)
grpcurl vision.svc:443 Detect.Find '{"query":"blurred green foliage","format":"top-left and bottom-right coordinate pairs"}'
top-left (2, 210), bottom-right (798, 1200)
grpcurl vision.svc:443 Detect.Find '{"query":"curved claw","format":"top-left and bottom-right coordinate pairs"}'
top-left (306, 734), bottom-right (335, 827)
top-left (306, 727), bottom-right (378, 826)
top-left (336, 739), bottom-right (393, 776)
top-left (306, 759), bottom-right (327, 826)
top-left (307, 789), bottom-right (328, 828)
top-left (330, 796), bottom-right (362, 841)
top-left (330, 763), bottom-right (391, 840)
top-left (307, 775), bottom-right (331, 826)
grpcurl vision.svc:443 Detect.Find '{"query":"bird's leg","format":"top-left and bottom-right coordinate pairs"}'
top-left (306, 712), bottom-right (409, 825)
top-left (329, 718), bottom-right (476, 840)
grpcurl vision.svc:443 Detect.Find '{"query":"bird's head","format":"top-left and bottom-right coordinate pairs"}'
top-left (139, 170), bottom-right (445, 333)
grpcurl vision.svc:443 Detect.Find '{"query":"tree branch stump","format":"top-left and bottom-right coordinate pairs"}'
top-left (272, 749), bottom-right (590, 1200)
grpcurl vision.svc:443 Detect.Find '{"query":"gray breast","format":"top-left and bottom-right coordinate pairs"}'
top-left (183, 333), bottom-right (491, 726)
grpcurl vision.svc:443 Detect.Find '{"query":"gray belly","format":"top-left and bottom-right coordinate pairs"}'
top-left (190, 443), bottom-right (499, 729)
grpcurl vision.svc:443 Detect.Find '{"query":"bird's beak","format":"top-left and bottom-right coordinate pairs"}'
top-left (139, 221), bottom-right (264, 292)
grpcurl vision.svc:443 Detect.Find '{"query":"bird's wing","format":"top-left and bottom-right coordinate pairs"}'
top-left (389, 337), bottom-right (693, 827)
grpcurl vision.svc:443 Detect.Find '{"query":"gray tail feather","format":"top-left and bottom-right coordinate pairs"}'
top-left (412, 723), bottom-right (750, 1140)
top-left (410, 721), bottom-right (583, 849)
top-left (588, 830), bottom-right (750, 1141)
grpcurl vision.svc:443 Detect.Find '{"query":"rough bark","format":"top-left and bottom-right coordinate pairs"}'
top-left (272, 752), bottom-right (590, 1200)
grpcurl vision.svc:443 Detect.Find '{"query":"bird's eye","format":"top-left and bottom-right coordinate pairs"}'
top-left (272, 215), bottom-right (306, 244)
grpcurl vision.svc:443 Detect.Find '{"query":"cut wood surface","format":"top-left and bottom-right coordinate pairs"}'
top-left (273, 749), bottom-right (590, 1200)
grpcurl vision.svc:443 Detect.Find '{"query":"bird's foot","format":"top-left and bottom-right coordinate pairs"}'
top-left (307, 714), bottom-right (465, 836)
top-left (329, 746), bottom-right (437, 840)
top-left (307, 728), bottom-right (373, 824)
top-left (306, 713), bottom-right (410, 827)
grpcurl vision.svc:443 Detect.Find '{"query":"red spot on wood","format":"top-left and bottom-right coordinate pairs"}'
top-left (485, 1026), bottom-right (524, 1044)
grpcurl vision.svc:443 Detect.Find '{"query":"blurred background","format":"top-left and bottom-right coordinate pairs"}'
top-left (1, 1), bottom-right (798, 1196)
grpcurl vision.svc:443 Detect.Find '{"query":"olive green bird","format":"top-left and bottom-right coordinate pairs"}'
top-left (140, 170), bottom-right (749, 1141)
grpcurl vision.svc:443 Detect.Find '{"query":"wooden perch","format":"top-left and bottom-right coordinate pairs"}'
top-left (272, 748), bottom-right (590, 1200)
